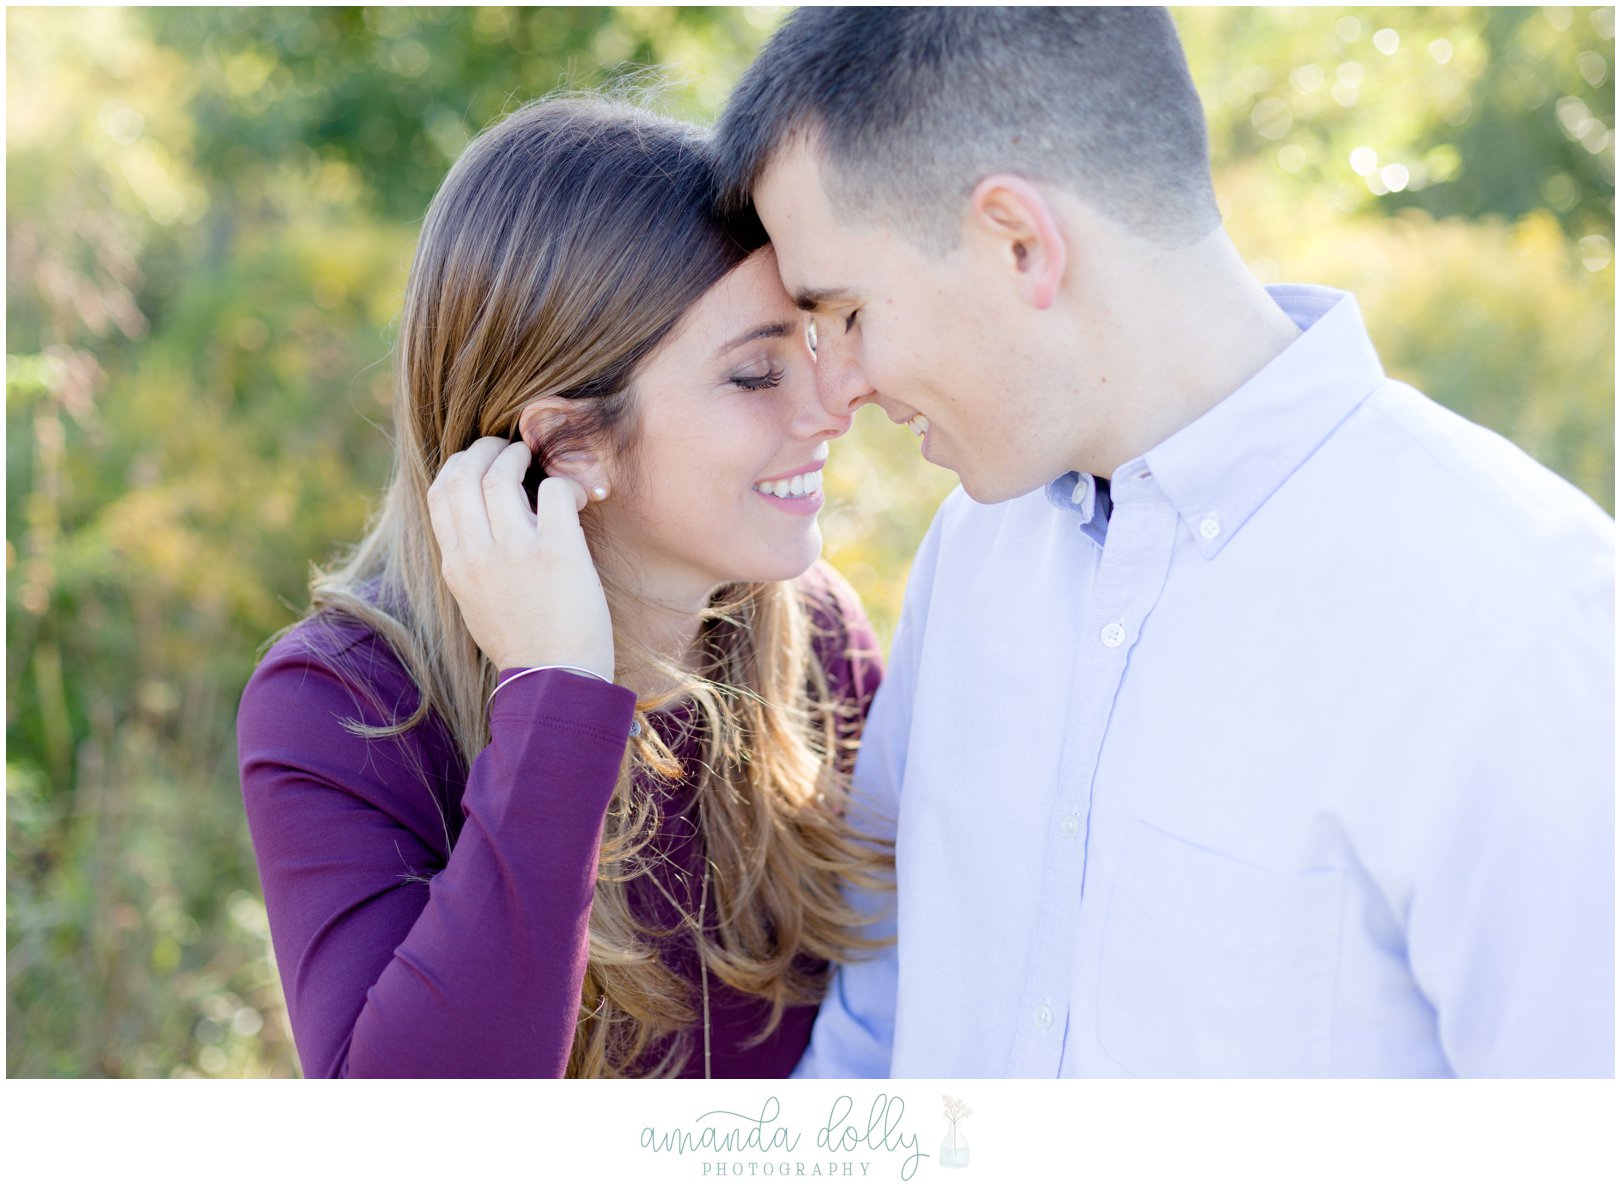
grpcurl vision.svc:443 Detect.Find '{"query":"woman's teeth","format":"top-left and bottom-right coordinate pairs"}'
top-left (909, 414), bottom-right (930, 438)
top-left (753, 469), bottom-right (823, 498)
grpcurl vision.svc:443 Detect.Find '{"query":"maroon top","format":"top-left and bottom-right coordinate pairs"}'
top-left (236, 562), bottom-right (882, 1078)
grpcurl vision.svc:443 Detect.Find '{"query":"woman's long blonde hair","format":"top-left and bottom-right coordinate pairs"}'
top-left (302, 97), bottom-right (891, 1077)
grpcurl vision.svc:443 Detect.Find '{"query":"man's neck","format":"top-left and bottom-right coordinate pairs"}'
top-left (1068, 231), bottom-right (1302, 479)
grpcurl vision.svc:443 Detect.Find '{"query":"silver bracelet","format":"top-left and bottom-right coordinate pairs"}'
top-left (485, 664), bottom-right (641, 736)
top-left (487, 664), bottom-right (609, 705)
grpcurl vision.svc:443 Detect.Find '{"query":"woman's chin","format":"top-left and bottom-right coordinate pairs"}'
top-left (721, 529), bottom-right (825, 586)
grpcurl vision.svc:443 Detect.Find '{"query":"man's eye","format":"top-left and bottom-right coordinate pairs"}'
top-left (805, 318), bottom-right (819, 358)
top-left (732, 367), bottom-right (785, 392)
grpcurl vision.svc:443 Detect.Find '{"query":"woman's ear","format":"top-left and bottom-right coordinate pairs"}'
top-left (517, 396), bottom-right (608, 495)
top-left (967, 175), bottom-right (1068, 311)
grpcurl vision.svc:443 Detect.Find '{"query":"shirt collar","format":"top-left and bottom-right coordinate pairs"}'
top-left (1043, 285), bottom-right (1385, 555)
top-left (1135, 284), bottom-right (1385, 560)
top-left (1045, 470), bottom-right (1113, 548)
top-left (1046, 470), bottom-right (1099, 521)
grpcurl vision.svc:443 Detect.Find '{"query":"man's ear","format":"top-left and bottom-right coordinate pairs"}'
top-left (967, 175), bottom-right (1068, 311)
top-left (517, 395), bottom-right (606, 486)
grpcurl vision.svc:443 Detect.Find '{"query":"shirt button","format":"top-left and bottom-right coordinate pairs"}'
top-left (1035, 1001), bottom-right (1054, 1030)
top-left (1199, 514), bottom-right (1221, 539)
top-left (1100, 622), bottom-right (1126, 648)
top-left (1062, 813), bottom-right (1080, 838)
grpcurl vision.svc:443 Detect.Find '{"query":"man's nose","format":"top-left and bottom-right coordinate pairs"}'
top-left (813, 340), bottom-right (876, 419)
top-left (792, 374), bottom-right (854, 440)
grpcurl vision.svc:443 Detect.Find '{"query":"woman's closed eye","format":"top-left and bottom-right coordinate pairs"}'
top-left (842, 309), bottom-right (859, 333)
top-left (731, 366), bottom-right (785, 392)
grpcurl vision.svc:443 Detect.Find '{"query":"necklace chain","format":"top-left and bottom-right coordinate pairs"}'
top-left (698, 862), bottom-right (711, 1079)
top-left (652, 798), bottom-right (713, 1079)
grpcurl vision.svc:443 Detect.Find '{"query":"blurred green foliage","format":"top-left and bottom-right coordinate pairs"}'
top-left (6, 6), bottom-right (1613, 1078)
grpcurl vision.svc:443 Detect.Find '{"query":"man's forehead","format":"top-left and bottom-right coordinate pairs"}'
top-left (754, 140), bottom-right (836, 229)
top-left (756, 129), bottom-right (832, 191)
top-left (754, 146), bottom-right (872, 305)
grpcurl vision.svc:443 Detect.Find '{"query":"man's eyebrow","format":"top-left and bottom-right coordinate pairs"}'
top-left (716, 321), bottom-right (793, 355)
top-left (792, 286), bottom-right (857, 313)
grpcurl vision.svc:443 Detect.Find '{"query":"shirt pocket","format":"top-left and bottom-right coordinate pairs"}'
top-left (1096, 818), bottom-right (1343, 1077)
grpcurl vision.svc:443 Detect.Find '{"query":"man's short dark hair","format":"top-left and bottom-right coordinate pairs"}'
top-left (713, 7), bottom-right (1221, 251)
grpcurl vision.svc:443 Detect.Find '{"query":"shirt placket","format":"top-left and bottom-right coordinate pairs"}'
top-left (1002, 484), bottom-right (1180, 1076)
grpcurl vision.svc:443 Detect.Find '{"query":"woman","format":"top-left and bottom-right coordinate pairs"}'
top-left (235, 98), bottom-right (891, 1078)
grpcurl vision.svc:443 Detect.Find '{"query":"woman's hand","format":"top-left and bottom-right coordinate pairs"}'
top-left (427, 437), bottom-right (615, 680)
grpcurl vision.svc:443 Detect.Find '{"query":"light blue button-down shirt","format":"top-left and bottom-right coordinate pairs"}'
top-left (802, 285), bottom-right (1614, 1077)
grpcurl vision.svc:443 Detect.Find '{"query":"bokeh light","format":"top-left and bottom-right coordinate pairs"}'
top-left (6, 5), bottom-right (1613, 1079)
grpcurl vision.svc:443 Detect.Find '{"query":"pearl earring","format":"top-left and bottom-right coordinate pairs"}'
top-left (590, 483), bottom-right (609, 502)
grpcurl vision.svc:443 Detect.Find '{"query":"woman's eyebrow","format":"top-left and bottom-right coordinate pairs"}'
top-left (716, 321), bottom-right (793, 355)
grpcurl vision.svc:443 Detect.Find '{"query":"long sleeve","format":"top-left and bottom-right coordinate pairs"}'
top-left (1397, 575), bottom-right (1614, 1076)
top-left (793, 533), bottom-right (944, 1078)
top-left (237, 626), bottom-right (634, 1077)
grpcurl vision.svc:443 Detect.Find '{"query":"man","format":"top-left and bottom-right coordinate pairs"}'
top-left (713, 8), bottom-right (1614, 1077)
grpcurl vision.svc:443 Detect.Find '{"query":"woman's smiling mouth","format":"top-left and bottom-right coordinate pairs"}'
top-left (752, 468), bottom-right (824, 498)
top-left (752, 462), bottom-right (825, 514)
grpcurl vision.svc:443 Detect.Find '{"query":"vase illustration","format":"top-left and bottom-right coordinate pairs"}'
top-left (939, 1120), bottom-right (970, 1169)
